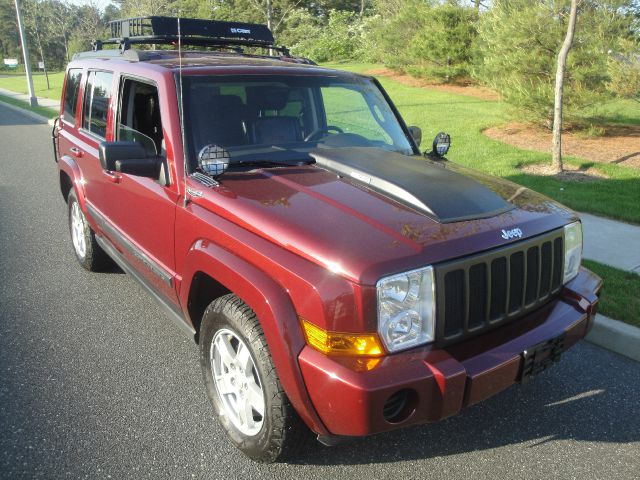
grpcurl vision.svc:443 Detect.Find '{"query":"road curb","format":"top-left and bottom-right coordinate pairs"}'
top-left (586, 314), bottom-right (640, 362)
top-left (0, 98), bottom-right (56, 125)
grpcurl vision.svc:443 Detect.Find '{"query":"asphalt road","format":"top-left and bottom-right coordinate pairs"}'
top-left (1, 102), bottom-right (639, 480)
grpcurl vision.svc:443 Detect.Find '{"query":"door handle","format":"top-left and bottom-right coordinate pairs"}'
top-left (69, 147), bottom-right (83, 158)
top-left (103, 171), bottom-right (122, 184)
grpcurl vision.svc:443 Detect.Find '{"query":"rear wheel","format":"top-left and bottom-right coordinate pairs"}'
top-left (67, 190), bottom-right (111, 271)
top-left (199, 294), bottom-right (310, 463)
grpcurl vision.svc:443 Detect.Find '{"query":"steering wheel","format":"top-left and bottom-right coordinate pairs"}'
top-left (304, 125), bottom-right (344, 142)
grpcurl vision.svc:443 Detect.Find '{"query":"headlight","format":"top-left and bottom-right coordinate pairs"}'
top-left (377, 266), bottom-right (435, 353)
top-left (563, 221), bottom-right (582, 283)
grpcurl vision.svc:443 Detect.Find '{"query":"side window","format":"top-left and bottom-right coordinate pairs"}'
top-left (82, 71), bottom-right (113, 138)
top-left (321, 86), bottom-right (392, 144)
top-left (62, 68), bottom-right (82, 124)
top-left (117, 78), bottom-right (163, 156)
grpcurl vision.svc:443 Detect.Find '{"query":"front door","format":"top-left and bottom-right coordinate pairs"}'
top-left (88, 75), bottom-right (180, 307)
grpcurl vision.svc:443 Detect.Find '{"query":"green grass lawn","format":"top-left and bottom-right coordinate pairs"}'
top-left (324, 63), bottom-right (640, 225)
top-left (0, 72), bottom-right (65, 101)
top-left (583, 260), bottom-right (640, 328)
top-left (0, 94), bottom-right (58, 119)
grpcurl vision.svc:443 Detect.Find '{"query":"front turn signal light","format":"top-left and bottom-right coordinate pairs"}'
top-left (300, 318), bottom-right (384, 357)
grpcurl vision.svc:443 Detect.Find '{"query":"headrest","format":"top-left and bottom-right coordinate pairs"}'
top-left (246, 86), bottom-right (290, 112)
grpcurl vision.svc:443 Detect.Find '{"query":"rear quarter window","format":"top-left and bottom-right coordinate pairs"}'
top-left (82, 71), bottom-right (113, 138)
top-left (62, 69), bottom-right (82, 124)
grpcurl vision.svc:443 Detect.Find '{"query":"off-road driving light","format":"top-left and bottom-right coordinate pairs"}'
top-left (432, 132), bottom-right (451, 157)
top-left (563, 221), bottom-right (583, 283)
top-left (198, 144), bottom-right (230, 176)
top-left (300, 318), bottom-right (384, 357)
top-left (377, 266), bottom-right (435, 353)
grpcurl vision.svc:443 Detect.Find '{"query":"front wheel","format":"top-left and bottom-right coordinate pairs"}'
top-left (199, 294), bottom-right (310, 462)
top-left (67, 190), bottom-right (112, 271)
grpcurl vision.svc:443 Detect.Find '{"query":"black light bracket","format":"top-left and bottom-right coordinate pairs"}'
top-left (93, 16), bottom-right (291, 57)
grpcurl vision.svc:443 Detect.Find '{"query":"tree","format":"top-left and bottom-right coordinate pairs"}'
top-left (476, 0), bottom-right (633, 127)
top-left (0, 0), bottom-right (21, 61)
top-left (607, 39), bottom-right (640, 102)
top-left (245, 0), bottom-right (304, 34)
top-left (368, 1), bottom-right (478, 83)
top-left (49, 1), bottom-right (74, 63)
top-left (552, 0), bottom-right (580, 173)
top-left (68, 2), bottom-right (106, 56)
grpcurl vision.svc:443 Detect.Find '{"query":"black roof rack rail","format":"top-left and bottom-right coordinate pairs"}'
top-left (94, 16), bottom-right (290, 56)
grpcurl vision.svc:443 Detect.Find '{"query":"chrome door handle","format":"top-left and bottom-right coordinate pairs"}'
top-left (69, 147), bottom-right (83, 158)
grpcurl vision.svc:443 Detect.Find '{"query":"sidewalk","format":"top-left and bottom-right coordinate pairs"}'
top-left (580, 212), bottom-right (640, 273)
top-left (0, 86), bottom-right (59, 109)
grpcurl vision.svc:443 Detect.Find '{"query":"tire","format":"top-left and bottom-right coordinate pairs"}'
top-left (67, 190), bottom-right (112, 271)
top-left (199, 294), bottom-right (310, 463)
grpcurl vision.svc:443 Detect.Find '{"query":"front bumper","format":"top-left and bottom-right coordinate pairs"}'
top-left (298, 267), bottom-right (601, 437)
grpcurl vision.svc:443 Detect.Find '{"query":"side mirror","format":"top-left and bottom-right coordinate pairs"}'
top-left (408, 126), bottom-right (422, 147)
top-left (99, 141), bottom-right (161, 179)
top-left (115, 157), bottom-right (162, 178)
top-left (99, 141), bottom-right (147, 171)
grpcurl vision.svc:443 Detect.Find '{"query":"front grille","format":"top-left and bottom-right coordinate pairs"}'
top-left (434, 229), bottom-right (564, 346)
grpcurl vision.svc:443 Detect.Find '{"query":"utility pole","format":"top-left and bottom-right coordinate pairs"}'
top-left (14, 0), bottom-right (37, 107)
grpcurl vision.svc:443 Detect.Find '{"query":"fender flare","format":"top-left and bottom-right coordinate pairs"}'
top-left (180, 239), bottom-right (330, 436)
top-left (59, 156), bottom-right (86, 208)
top-left (57, 156), bottom-right (104, 233)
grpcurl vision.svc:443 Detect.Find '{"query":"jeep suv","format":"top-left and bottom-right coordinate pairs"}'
top-left (53, 17), bottom-right (602, 463)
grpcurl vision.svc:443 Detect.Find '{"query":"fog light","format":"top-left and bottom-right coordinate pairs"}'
top-left (382, 389), bottom-right (418, 423)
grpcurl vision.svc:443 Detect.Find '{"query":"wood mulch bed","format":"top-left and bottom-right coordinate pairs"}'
top-left (365, 68), bottom-right (501, 101)
top-left (484, 123), bottom-right (640, 171)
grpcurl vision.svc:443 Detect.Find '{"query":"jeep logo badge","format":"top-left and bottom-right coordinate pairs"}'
top-left (501, 228), bottom-right (523, 240)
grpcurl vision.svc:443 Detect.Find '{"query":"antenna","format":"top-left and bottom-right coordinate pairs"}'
top-left (177, 15), bottom-right (189, 208)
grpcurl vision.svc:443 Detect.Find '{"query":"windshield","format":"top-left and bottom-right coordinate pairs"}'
top-left (181, 73), bottom-right (415, 167)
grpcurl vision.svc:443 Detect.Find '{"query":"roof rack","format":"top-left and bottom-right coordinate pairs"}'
top-left (93, 16), bottom-right (290, 56)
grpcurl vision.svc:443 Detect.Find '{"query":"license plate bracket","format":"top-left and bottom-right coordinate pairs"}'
top-left (519, 333), bottom-right (566, 384)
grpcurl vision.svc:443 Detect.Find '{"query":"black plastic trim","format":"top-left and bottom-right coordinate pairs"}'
top-left (434, 228), bottom-right (565, 347)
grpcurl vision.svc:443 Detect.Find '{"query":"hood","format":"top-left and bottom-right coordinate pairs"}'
top-left (310, 148), bottom-right (514, 223)
top-left (193, 148), bottom-right (576, 285)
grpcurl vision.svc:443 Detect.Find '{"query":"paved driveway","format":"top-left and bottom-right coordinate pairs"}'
top-left (0, 103), bottom-right (638, 479)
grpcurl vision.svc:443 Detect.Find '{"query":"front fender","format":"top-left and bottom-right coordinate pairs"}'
top-left (179, 239), bottom-right (330, 436)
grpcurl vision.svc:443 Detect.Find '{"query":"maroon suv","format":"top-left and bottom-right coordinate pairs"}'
top-left (53, 17), bottom-right (602, 463)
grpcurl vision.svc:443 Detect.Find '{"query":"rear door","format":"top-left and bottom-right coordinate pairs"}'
top-left (76, 70), bottom-right (117, 208)
top-left (55, 68), bottom-right (83, 163)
